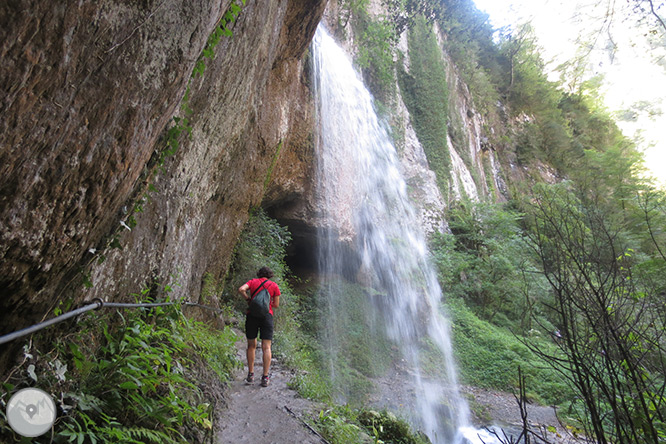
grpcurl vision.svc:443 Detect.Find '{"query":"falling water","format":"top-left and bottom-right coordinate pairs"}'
top-left (312, 26), bottom-right (499, 444)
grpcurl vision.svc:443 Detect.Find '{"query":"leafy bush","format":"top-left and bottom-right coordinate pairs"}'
top-left (431, 201), bottom-right (537, 325)
top-left (315, 406), bottom-right (432, 444)
top-left (358, 409), bottom-right (432, 444)
top-left (316, 407), bottom-right (367, 444)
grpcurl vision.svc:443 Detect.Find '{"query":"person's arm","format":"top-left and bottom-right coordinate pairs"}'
top-left (273, 293), bottom-right (280, 308)
top-left (238, 283), bottom-right (250, 302)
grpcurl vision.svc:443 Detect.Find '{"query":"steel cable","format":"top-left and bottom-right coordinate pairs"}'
top-left (0, 299), bottom-right (222, 346)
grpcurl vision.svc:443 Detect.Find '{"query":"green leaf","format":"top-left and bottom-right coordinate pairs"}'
top-left (193, 60), bottom-right (205, 77)
top-left (82, 273), bottom-right (94, 288)
top-left (110, 237), bottom-right (123, 250)
top-left (119, 381), bottom-right (139, 390)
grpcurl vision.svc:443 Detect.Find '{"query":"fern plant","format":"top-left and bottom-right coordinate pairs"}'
top-left (0, 298), bottom-right (239, 443)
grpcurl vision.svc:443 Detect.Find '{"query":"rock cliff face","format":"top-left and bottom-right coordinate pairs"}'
top-left (0, 0), bottom-right (325, 366)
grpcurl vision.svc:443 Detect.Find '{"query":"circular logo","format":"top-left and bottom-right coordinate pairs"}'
top-left (6, 388), bottom-right (57, 437)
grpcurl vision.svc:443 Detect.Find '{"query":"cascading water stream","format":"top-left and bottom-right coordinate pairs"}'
top-left (311, 26), bottom-right (498, 444)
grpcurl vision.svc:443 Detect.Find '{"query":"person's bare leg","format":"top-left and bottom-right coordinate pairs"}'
top-left (247, 338), bottom-right (257, 374)
top-left (261, 339), bottom-right (272, 376)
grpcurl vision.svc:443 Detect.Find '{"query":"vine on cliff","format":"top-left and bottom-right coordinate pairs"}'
top-left (397, 16), bottom-right (451, 196)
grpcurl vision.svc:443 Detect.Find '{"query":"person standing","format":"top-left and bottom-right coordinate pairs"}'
top-left (238, 266), bottom-right (281, 387)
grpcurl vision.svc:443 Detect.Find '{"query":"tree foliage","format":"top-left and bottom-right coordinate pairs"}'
top-left (431, 202), bottom-right (531, 324)
top-left (521, 182), bottom-right (666, 443)
top-left (382, 0), bottom-right (444, 34)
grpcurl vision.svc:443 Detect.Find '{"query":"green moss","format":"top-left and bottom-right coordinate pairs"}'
top-left (398, 17), bottom-right (451, 195)
top-left (349, 6), bottom-right (398, 103)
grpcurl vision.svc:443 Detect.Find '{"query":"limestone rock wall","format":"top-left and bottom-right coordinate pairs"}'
top-left (0, 0), bottom-right (326, 365)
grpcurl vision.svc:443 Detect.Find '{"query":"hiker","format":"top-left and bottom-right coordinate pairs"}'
top-left (238, 266), bottom-right (281, 387)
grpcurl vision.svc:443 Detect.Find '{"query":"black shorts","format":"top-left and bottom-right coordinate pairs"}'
top-left (245, 313), bottom-right (274, 341)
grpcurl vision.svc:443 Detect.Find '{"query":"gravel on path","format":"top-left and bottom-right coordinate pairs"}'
top-left (216, 333), bottom-right (326, 444)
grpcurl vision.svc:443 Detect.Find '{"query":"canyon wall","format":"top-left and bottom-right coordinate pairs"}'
top-left (0, 0), bottom-right (325, 368)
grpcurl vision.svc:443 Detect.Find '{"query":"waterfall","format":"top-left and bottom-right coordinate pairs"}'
top-left (311, 26), bottom-right (498, 444)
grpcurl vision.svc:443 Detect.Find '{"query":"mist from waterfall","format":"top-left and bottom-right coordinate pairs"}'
top-left (311, 26), bottom-right (498, 444)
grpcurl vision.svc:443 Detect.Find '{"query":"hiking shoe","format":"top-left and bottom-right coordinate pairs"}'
top-left (245, 372), bottom-right (254, 384)
top-left (261, 375), bottom-right (270, 387)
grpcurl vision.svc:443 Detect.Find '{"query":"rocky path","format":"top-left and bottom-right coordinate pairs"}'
top-left (215, 331), bottom-right (585, 444)
top-left (461, 386), bottom-right (586, 444)
top-left (216, 332), bottom-right (326, 444)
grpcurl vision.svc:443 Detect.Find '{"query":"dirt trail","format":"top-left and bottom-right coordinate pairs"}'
top-left (216, 332), bottom-right (326, 444)
top-left (215, 331), bottom-right (584, 444)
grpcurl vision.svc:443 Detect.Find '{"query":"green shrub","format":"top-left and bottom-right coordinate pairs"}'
top-left (315, 407), bottom-right (432, 444)
top-left (316, 407), bottom-right (367, 444)
top-left (358, 409), bottom-right (432, 444)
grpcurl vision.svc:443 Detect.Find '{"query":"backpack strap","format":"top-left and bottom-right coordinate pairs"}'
top-left (249, 279), bottom-right (270, 300)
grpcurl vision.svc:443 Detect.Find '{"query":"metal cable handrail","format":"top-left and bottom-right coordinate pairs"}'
top-left (0, 299), bottom-right (222, 346)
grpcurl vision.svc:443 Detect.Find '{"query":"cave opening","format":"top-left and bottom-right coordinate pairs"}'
top-left (277, 219), bottom-right (318, 276)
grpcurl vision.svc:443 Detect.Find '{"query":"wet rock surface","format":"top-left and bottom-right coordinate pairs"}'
top-left (461, 386), bottom-right (586, 444)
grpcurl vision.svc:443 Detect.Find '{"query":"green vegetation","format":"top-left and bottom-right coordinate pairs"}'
top-left (222, 209), bottom-right (332, 402)
top-left (430, 181), bottom-right (666, 441)
top-left (340, 1), bottom-right (398, 104)
top-left (0, 298), bottom-right (239, 443)
top-left (431, 202), bottom-right (531, 324)
top-left (356, 15), bottom-right (399, 103)
top-left (316, 406), bottom-right (432, 444)
top-left (398, 16), bottom-right (451, 196)
top-left (445, 298), bottom-right (572, 405)
top-left (192, 0), bottom-right (246, 77)
top-left (520, 182), bottom-right (666, 443)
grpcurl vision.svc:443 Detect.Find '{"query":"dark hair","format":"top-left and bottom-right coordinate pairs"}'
top-left (257, 266), bottom-right (274, 279)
